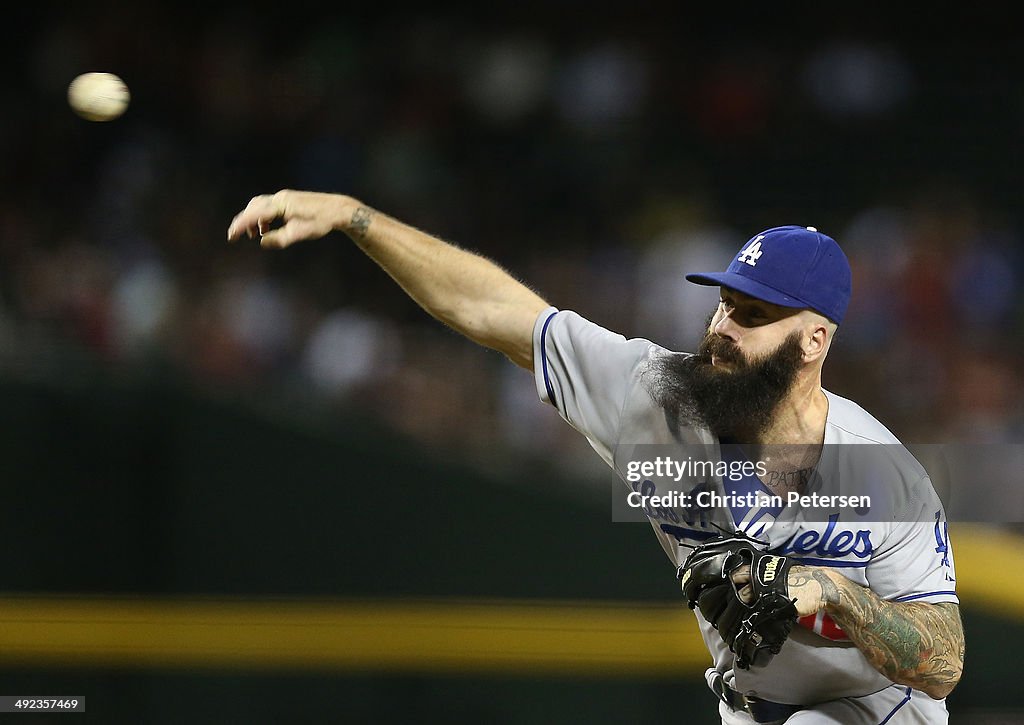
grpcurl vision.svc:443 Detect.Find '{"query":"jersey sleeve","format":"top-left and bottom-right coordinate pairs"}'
top-left (866, 478), bottom-right (959, 605)
top-left (532, 307), bottom-right (661, 466)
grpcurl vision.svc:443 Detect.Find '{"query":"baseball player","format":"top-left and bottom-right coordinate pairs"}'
top-left (228, 191), bottom-right (964, 724)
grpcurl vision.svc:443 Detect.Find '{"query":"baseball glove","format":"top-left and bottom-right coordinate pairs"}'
top-left (678, 530), bottom-right (798, 669)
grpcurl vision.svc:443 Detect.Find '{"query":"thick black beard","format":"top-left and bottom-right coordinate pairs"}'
top-left (648, 328), bottom-right (805, 440)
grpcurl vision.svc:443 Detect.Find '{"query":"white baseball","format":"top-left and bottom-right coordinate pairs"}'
top-left (68, 72), bottom-right (130, 122)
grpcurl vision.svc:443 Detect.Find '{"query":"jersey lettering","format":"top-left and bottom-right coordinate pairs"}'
top-left (779, 514), bottom-right (874, 559)
top-left (737, 236), bottom-right (765, 266)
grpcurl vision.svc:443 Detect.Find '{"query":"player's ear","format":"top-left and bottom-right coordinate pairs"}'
top-left (801, 315), bottom-right (831, 362)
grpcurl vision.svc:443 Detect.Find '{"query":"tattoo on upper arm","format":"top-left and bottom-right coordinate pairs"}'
top-left (351, 206), bottom-right (374, 240)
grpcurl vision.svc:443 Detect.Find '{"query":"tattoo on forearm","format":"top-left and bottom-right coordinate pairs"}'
top-left (351, 206), bottom-right (374, 240)
top-left (827, 578), bottom-right (963, 695)
top-left (786, 567), bottom-right (840, 612)
top-left (812, 569), bottom-right (840, 606)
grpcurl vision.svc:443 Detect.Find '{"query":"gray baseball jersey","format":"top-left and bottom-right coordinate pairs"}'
top-left (532, 307), bottom-right (957, 719)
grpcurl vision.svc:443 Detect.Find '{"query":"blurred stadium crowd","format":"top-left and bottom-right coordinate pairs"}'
top-left (3, 8), bottom-right (1022, 490)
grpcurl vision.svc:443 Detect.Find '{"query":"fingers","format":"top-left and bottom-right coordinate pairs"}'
top-left (227, 193), bottom-right (284, 242)
top-left (258, 227), bottom-right (290, 249)
top-left (731, 564), bottom-right (754, 604)
top-left (730, 564), bottom-right (751, 585)
top-left (258, 218), bottom-right (316, 249)
top-left (227, 189), bottom-right (334, 249)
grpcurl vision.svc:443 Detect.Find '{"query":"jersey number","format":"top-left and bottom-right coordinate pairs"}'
top-left (934, 511), bottom-right (953, 580)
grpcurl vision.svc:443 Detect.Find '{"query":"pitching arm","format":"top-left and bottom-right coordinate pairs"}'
top-left (228, 191), bottom-right (549, 370)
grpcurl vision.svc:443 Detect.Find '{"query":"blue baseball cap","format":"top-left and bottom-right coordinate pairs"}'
top-left (685, 225), bottom-right (852, 324)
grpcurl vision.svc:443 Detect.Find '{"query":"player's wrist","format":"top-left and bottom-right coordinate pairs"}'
top-left (334, 195), bottom-right (360, 231)
top-left (788, 565), bottom-right (839, 616)
top-left (337, 196), bottom-right (380, 246)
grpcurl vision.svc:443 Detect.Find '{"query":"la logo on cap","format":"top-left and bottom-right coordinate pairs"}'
top-left (684, 224), bottom-right (853, 324)
top-left (738, 235), bottom-right (765, 266)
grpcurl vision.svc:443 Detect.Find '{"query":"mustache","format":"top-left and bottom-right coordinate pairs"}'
top-left (695, 310), bottom-right (741, 365)
top-left (696, 332), bottom-right (743, 365)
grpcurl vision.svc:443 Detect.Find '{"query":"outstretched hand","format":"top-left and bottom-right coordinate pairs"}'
top-left (227, 190), bottom-right (351, 249)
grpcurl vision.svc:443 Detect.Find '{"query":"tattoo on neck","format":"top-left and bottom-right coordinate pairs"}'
top-left (351, 206), bottom-right (374, 240)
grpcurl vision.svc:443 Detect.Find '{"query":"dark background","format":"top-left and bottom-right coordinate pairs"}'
top-left (2, 4), bottom-right (1022, 723)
